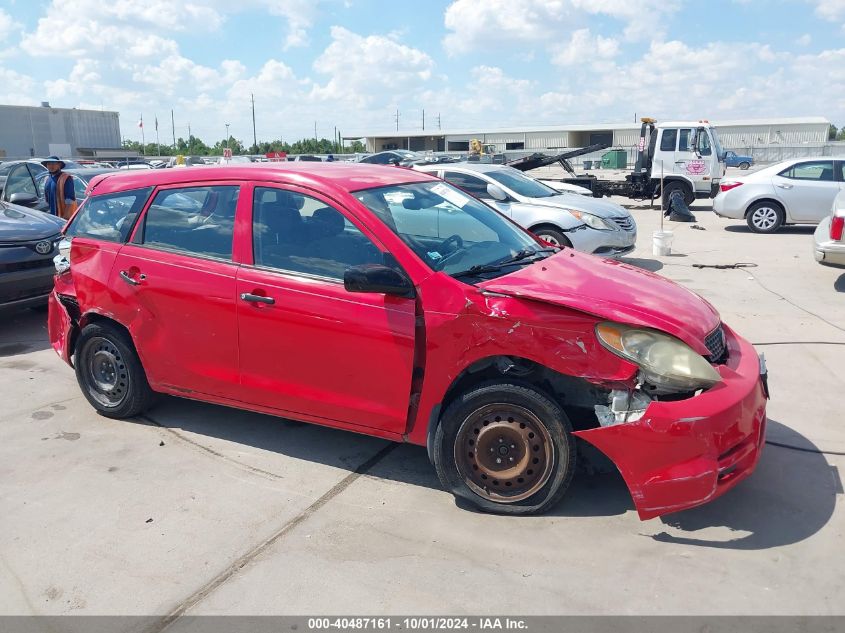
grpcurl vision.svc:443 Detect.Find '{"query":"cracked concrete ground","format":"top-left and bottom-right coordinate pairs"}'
top-left (0, 196), bottom-right (843, 624)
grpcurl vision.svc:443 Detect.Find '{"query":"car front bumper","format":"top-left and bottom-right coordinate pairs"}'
top-left (568, 226), bottom-right (637, 260)
top-left (0, 262), bottom-right (55, 310)
top-left (574, 325), bottom-right (767, 520)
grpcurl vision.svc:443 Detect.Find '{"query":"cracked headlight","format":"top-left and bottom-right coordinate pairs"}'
top-left (569, 210), bottom-right (614, 231)
top-left (596, 321), bottom-right (721, 391)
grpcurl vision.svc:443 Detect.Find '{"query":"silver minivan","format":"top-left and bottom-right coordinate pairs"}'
top-left (414, 163), bottom-right (636, 257)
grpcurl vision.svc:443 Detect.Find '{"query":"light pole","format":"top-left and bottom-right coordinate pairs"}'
top-left (225, 123), bottom-right (230, 150)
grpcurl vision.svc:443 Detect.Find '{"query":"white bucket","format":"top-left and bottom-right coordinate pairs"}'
top-left (652, 230), bottom-right (674, 256)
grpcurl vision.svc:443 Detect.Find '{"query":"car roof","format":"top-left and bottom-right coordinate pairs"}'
top-left (86, 162), bottom-right (438, 197)
top-left (415, 162), bottom-right (509, 174)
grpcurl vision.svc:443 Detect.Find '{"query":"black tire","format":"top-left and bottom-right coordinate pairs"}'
top-left (532, 226), bottom-right (572, 248)
top-left (739, 162), bottom-right (751, 170)
top-left (745, 201), bottom-right (784, 233)
top-left (662, 181), bottom-right (694, 207)
top-left (433, 381), bottom-right (576, 515)
top-left (74, 322), bottom-right (155, 418)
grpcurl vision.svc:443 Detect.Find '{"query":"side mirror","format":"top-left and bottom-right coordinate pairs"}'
top-left (9, 192), bottom-right (38, 206)
top-left (486, 183), bottom-right (509, 201)
top-left (344, 264), bottom-right (415, 298)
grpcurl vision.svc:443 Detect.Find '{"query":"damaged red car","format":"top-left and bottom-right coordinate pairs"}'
top-left (48, 163), bottom-right (768, 519)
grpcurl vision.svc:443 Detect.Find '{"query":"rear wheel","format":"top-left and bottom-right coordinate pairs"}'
top-left (433, 382), bottom-right (576, 515)
top-left (739, 162), bottom-right (751, 170)
top-left (532, 225), bottom-right (572, 248)
top-left (75, 322), bottom-right (155, 418)
top-left (746, 201), bottom-right (784, 233)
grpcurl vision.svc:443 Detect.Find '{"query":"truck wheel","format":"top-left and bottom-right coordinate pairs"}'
top-left (662, 182), bottom-right (694, 207)
top-left (739, 162), bottom-right (751, 170)
top-left (532, 226), bottom-right (572, 248)
top-left (75, 322), bottom-right (155, 418)
top-left (746, 201), bottom-right (784, 233)
top-left (433, 382), bottom-right (576, 515)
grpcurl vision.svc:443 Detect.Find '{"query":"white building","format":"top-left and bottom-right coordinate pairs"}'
top-left (348, 117), bottom-right (832, 154)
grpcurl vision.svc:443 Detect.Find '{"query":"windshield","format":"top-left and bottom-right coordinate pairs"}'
top-left (354, 181), bottom-right (551, 280)
top-left (486, 168), bottom-right (557, 198)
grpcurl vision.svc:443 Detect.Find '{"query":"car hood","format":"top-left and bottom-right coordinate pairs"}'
top-left (478, 250), bottom-right (720, 355)
top-left (520, 193), bottom-right (631, 218)
top-left (0, 202), bottom-right (65, 242)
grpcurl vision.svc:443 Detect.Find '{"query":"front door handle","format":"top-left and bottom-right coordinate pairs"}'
top-left (119, 270), bottom-right (145, 286)
top-left (240, 292), bottom-right (275, 305)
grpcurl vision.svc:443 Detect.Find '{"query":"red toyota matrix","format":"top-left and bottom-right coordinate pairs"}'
top-left (48, 163), bottom-right (768, 519)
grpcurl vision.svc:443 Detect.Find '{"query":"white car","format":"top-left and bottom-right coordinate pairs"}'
top-left (813, 190), bottom-right (845, 267)
top-left (713, 158), bottom-right (844, 233)
top-left (536, 180), bottom-right (593, 196)
top-left (414, 163), bottom-right (636, 257)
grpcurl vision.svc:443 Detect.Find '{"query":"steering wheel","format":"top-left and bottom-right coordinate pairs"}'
top-left (439, 234), bottom-right (464, 254)
top-left (433, 234), bottom-right (466, 271)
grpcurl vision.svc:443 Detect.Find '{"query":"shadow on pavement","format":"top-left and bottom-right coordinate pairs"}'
top-left (724, 224), bottom-right (816, 235)
top-left (650, 419), bottom-right (838, 550)
top-left (0, 307), bottom-right (52, 355)
top-left (834, 273), bottom-right (845, 293)
top-left (621, 257), bottom-right (664, 272)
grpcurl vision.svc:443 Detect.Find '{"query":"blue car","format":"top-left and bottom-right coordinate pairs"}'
top-left (724, 151), bottom-right (753, 170)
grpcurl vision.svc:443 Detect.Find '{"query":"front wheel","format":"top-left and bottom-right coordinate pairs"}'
top-left (75, 322), bottom-right (155, 418)
top-left (532, 226), bottom-right (572, 248)
top-left (739, 162), bottom-right (751, 170)
top-left (433, 382), bottom-right (576, 515)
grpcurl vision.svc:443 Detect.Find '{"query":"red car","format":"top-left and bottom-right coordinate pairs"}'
top-left (48, 163), bottom-right (768, 519)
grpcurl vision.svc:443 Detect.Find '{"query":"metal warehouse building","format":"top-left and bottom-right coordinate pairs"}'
top-left (350, 117), bottom-right (831, 154)
top-left (0, 103), bottom-right (122, 160)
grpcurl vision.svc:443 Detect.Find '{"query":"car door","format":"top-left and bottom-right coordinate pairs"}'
top-left (235, 183), bottom-right (416, 435)
top-left (772, 160), bottom-right (839, 222)
top-left (2, 163), bottom-right (46, 209)
top-left (109, 182), bottom-right (243, 399)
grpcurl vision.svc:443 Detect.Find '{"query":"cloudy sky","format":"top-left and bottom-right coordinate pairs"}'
top-left (1, 0), bottom-right (844, 146)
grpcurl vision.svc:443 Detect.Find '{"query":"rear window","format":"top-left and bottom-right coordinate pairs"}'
top-left (65, 187), bottom-right (153, 242)
top-left (779, 161), bottom-right (835, 181)
top-left (139, 185), bottom-right (239, 260)
top-left (660, 129), bottom-right (678, 152)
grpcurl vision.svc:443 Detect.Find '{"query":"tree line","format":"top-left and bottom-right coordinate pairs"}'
top-left (121, 136), bottom-right (366, 157)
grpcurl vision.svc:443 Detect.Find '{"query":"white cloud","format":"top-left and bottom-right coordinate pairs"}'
top-left (553, 28), bottom-right (619, 66)
top-left (0, 8), bottom-right (21, 44)
top-left (311, 26), bottom-right (434, 107)
top-left (796, 33), bottom-right (812, 46)
top-left (810, 0), bottom-right (845, 22)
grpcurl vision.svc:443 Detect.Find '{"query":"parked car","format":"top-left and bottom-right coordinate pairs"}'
top-left (49, 163), bottom-right (767, 520)
top-left (358, 150), bottom-right (423, 166)
top-left (713, 158), bottom-right (844, 233)
top-left (536, 180), bottom-right (594, 196)
top-left (0, 199), bottom-right (65, 310)
top-left (215, 155), bottom-right (254, 165)
top-left (289, 155), bottom-right (323, 162)
top-left (724, 151), bottom-right (753, 170)
top-left (414, 162), bottom-right (636, 257)
top-left (813, 190), bottom-right (845, 267)
top-left (0, 160), bottom-right (48, 209)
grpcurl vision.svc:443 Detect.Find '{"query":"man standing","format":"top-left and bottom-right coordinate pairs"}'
top-left (41, 156), bottom-right (77, 219)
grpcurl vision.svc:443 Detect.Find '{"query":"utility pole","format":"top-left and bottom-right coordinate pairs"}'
top-left (251, 93), bottom-right (257, 153)
top-left (395, 109), bottom-right (400, 131)
top-left (225, 123), bottom-right (230, 150)
top-left (188, 123), bottom-right (192, 154)
top-left (171, 109), bottom-right (176, 151)
top-left (437, 113), bottom-right (441, 130)
top-left (314, 121), bottom-right (318, 145)
top-left (422, 109), bottom-right (425, 131)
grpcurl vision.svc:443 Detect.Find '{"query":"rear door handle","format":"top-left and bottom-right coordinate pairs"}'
top-left (240, 292), bottom-right (275, 305)
top-left (776, 183), bottom-right (793, 189)
top-left (119, 270), bottom-right (145, 286)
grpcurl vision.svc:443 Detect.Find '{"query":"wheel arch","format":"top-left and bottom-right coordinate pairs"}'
top-left (743, 197), bottom-right (785, 219)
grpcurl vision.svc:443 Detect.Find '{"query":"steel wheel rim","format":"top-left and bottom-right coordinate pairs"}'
top-left (752, 207), bottom-right (778, 230)
top-left (85, 337), bottom-right (128, 407)
top-left (454, 403), bottom-right (555, 503)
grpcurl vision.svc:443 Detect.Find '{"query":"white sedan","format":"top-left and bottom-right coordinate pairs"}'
top-left (713, 158), bottom-right (844, 233)
top-left (814, 190), bottom-right (845, 267)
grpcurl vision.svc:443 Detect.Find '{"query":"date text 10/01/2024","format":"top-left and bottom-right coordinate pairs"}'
top-left (307, 617), bottom-right (528, 630)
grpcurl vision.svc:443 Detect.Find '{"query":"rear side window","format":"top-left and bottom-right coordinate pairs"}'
top-left (66, 187), bottom-right (153, 243)
top-left (779, 161), bottom-right (835, 181)
top-left (678, 129), bottom-right (692, 152)
top-left (141, 185), bottom-right (239, 259)
top-left (660, 129), bottom-right (678, 152)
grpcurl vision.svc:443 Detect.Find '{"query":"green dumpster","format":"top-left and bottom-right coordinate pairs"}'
top-left (601, 149), bottom-right (627, 169)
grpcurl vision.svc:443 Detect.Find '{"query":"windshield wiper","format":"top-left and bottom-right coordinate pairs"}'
top-left (450, 248), bottom-right (557, 279)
